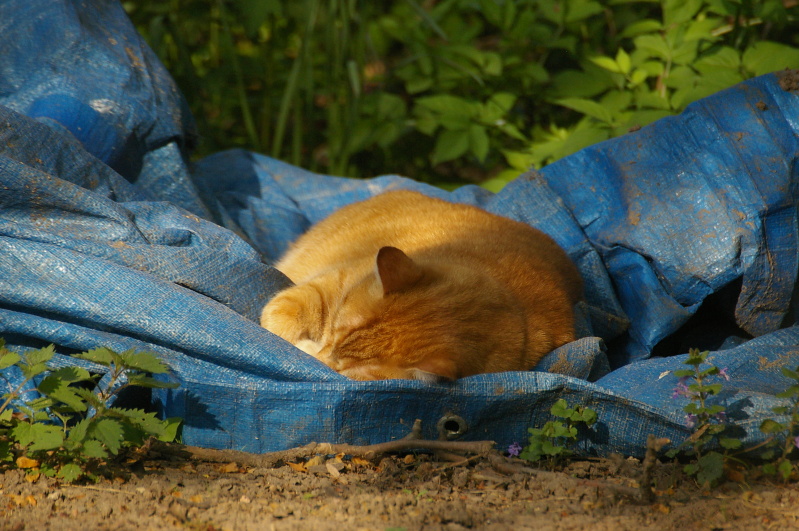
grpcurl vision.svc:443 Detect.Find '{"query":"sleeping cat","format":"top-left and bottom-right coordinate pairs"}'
top-left (260, 190), bottom-right (583, 381)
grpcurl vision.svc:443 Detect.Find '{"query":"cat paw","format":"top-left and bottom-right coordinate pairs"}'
top-left (260, 286), bottom-right (325, 347)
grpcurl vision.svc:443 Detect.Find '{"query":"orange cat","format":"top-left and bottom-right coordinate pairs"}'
top-left (260, 190), bottom-right (582, 381)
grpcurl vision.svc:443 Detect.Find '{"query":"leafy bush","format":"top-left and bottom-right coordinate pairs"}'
top-left (124, 0), bottom-right (799, 187)
top-left (759, 364), bottom-right (799, 481)
top-left (519, 398), bottom-right (597, 467)
top-left (0, 339), bottom-right (181, 482)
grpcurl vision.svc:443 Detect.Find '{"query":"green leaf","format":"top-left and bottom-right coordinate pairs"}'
top-left (38, 375), bottom-right (88, 412)
top-left (56, 462), bottom-right (84, 483)
top-left (81, 439), bottom-right (108, 459)
top-left (531, 122), bottom-right (609, 165)
top-left (776, 386), bottom-right (799, 399)
top-left (634, 34), bottom-right (670, 61)
top-left (25, 345), bottom-right (56, 366)
top-left (431, 129), bottom-right (470, 165)
top-left (778, 459), bottom-right (794, 481)
top-left (628, 68), bottom-right (648, 88)
top-left (551, 69), bottom-right (614, 98)
top-left (696, 451), bottom-right (725, 486)
top-left (683, 18), bottom-right (723, 43)
top-left (126, 375), bottom-right (180, 390)
top-left (502, 149), bottom-right (536, 171)
top-left (590, 55), bottom-right (624, 74)
top-left (564, 0), bottom-right (604, 23)
top-left (0, 440), bottom-right (12, 462)
top-left (74, 347), bottom-right (117, 366)
top-left (760, 418), bottom-right (785, 434)
top-left (49, 366), bottom-right (92, 384)
top-left (12, 423), bottom-right (64, 452)
top-left (663, 0), bottom-right (702, 26)
top-left (541, 439), bottom-right (566, 456)
top-left (468, 125), bottom-right (489, 162)
top-left (119, 350), bottom-right (171, 374)
top-left (405, 75), bottom-right (433, 94)
top-left (159, 417), bottom-right (182, 443)
top-left (73, 387), bottom-right (105, 410)
top-left (106, 407), bottom-right (168, 437)
top-left (0, 351), bottom-right (21, 370)
top-left (616, 49), bottom-right (631, 75)
top-left (781, 367), bottom-right (799, 380)
top-left (619, 19), bottom-right (662, 38)
top-left (719, 437), bottom-right (742, 450)
top-left (90, 418), bottom-right (124, 455)
top-left (480, 93), bottom-right (517, 123)
top-left (550, 399), bottom-right (572, 418)
top-left (743, 42), bottom-right (799, 77)
top-left (67, 418), bottom-right (92, 443)
top-left (555, 98), bottom-right (616, 125)
top-left (576, 407), bottom-right (598, 426)
top-left (21, 362), bottom-right (49, 381)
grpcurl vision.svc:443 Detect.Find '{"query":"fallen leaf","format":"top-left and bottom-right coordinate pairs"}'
top-left (652, 503), bottom-right (670, 514)
top-left (403, 454), bottom-right (415, 464)
top-left (287, 462), bottom-right (307, 473)
top-left (725, 467), bottom-right (745, 483)
top-left (351, 457), bottom-right (371, 467)
top-left (743, 491), bottom-right (763, 502)
top-left (16, 456), bottom-right (40, 469)
top-left (326, 462), bottom-right (341, 478)
top-left (190, 495), bottom-right (204, 504)
top-left (306, 455), bottom-right (324, 467)
top-left (25, 495), bottom-right (37, 507)
top-left (219, 462), bottom-right (239, 473)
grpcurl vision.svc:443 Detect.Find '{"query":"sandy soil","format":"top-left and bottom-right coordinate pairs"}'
top-left (2, 446), bottom-right (798, 531)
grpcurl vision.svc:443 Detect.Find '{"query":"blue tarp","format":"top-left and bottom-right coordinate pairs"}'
top-left (1, 0), bottom-right (798, 457)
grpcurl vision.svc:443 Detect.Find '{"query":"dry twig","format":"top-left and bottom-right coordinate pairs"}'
top-left (151, 419), bottom-right (495, 468)
top-left (640, 434), bottom-right (670, 503)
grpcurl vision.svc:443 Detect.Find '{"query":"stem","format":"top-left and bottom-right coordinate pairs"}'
top-left (217, 0), bottom-right (260, 151)
top-left (692, 363), bottom-right (708, 459)
top-left (272, 0), bottom-right (319, 159)
top-left (0, 377), bottom-right (34, 416)
top-left (779, 396), bottom-right (799, 462)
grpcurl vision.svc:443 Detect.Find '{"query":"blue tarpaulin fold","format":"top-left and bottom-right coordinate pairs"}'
top-left (1, 0), bottom-right (798, 457)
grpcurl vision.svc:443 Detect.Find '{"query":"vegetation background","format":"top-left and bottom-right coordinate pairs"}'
top-left (124, 0), bottom-right (799, 191)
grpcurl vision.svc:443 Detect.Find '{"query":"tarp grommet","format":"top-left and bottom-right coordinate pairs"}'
top-left (437, 413), bottom-right (468, 440)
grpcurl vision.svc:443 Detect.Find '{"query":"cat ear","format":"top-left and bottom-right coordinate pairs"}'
top-left (410, 356), bottom-right (457, 382)
top-left (375, 246), bottom-right (423, 295)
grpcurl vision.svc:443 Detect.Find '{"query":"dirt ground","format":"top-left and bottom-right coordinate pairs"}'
top-left (2, 444), bottom-right (798, 531)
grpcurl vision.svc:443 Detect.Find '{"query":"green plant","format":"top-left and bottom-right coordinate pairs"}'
top-left (125, 1), bottom-right (799, 188)
top-left (491, 0), bottom-right (799, 190)
top-left (0, 339), bottom-right (181, 482)
top-left (519, 398), bottom-right (597, 467)
top-left (758, 365), bottom-right (799, 481)
top-left (666, 348), bottom-right (741, 487)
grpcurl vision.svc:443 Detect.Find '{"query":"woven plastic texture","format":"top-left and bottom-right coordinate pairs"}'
top-left (1, 0), bottom-right (798, 457)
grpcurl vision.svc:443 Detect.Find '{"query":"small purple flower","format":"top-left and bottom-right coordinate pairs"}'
top-left (672, 381), bottom-right (691, 399)
top-left (793, 436), bottom-right (799, 450)
top-left (715, 411), bottom-right (727, 422)
top-left (508, 442), bottom-right (522, 457)
top-left (718, 368), bottom-right (730, 381)
top-left (686, 414), bottom-right (698, 429)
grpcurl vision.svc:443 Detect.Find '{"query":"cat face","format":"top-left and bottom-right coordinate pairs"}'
top-left (312, 247), bottom-right (528, 381)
